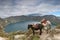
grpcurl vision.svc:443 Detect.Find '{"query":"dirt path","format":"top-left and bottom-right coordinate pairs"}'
top-left (39, 32), bottom-right (50, 40)
top-left (53, 34), bottom-right (60, 40)
top-left (39, 29), bottom-right (60, 40)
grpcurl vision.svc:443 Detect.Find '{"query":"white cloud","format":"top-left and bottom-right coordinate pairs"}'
top-left (0, 0), bottom-right (60, 18)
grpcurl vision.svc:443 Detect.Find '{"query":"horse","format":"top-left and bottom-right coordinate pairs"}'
top-left (28, 24), bottom-right (44, 35)
top-left (42, 20), bottom-right (51, 33)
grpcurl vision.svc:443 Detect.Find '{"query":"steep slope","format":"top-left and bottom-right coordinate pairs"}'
top-left (4, 15), bottom-right (60, 24)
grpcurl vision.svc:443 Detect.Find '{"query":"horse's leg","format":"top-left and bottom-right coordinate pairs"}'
top-left (47, 29), bottom-right (51, 34)
top-left (40, 26), bottom-right (44, 35)
top-left (46, 27), bottom-right (50, 34)
top-left (46, 29), bottom-right (48, 34)
top-left (39, 29), bottom-right (42, 35)
top-left (32, 28), bottom-right (35, 35)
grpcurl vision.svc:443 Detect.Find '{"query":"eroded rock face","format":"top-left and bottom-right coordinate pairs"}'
top-left (45, 34), bottom-right (60, 40)
top-left (53, 28), bottom-right (60, 40)
top-left (0, 37), bottom-right (8, 40)
top-left (53, 34), bottom-right (60, 40)
top-left (46, 29), bottom-right (60, 40)
top-left (38, 28), bottom-right (60, 40)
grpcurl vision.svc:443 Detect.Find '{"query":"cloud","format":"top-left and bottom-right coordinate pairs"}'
top-left (41, 0), bottom-right (60, 5)
top-left (0, 0), bottom-right (60, 18)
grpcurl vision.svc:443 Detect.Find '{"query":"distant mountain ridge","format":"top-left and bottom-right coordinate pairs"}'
top-left (26, 13), bottom-right (43, 16)
top-left (3, 15), bottom-right (60, 25)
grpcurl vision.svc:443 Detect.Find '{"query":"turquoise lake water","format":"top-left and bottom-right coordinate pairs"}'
top-left (4, 21), bottom-right (56, 33)
top-left (4, 21), bottom-right (40, 33)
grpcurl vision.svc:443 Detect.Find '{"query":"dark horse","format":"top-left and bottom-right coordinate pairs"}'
top-left (28, 24), bottom-right (44, 35)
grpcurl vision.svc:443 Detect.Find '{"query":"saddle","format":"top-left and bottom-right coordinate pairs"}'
top-left (33, 24), bottom-right (39, 28)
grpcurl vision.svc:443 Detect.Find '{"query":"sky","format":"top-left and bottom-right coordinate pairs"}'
top-left (0, 0), bottom-right (60, 18)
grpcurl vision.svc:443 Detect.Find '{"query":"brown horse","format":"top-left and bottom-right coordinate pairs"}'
top-left (28, 24), bottom-right (44, 35)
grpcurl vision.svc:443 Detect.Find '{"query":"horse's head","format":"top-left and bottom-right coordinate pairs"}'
top-left (28, 24), bottom-right (33, 29)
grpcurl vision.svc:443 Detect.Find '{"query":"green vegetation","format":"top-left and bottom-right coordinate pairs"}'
top-left (32, 35), bottom-right (40, 40)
